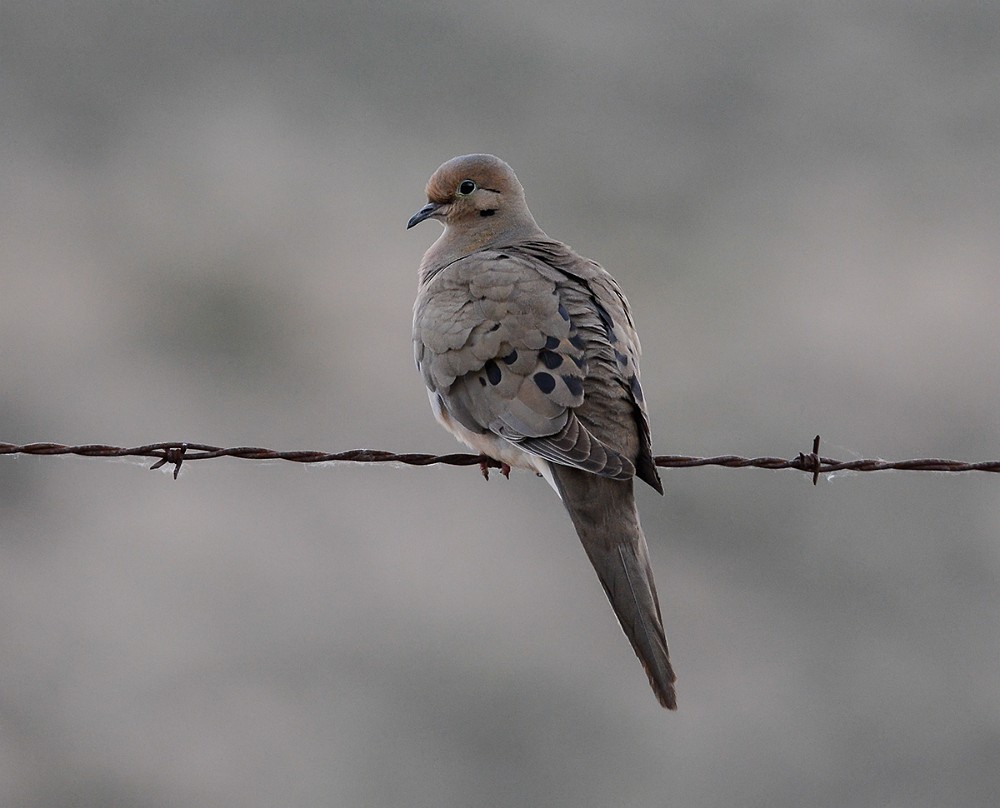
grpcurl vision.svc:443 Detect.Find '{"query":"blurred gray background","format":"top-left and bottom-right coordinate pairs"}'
top-left (2, 1), bottom-right (999, 806)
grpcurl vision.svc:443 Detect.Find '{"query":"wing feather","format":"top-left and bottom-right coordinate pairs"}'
top-left (413, 243), bottom-right (659, 489)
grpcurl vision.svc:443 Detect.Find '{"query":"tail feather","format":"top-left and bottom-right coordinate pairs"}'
top-left (551, 464), bottom-right (677, 709)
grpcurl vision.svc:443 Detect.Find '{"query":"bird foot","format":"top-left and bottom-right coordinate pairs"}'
top-left (479, 459), bottom-right (512, 480)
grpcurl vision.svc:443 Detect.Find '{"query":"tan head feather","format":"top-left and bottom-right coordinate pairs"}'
top-left (425, 154), bottom-right (524, 204)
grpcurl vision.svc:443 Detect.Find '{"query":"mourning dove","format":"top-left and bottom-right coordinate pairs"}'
top-left (408, 154), bottom-right (677, 709)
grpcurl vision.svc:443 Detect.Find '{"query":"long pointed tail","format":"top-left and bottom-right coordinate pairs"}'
top-left (551, 465), bottom-right (677, 709)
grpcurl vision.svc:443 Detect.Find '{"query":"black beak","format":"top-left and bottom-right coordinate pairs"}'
top-left (406, 202), bottom-right (441, 229)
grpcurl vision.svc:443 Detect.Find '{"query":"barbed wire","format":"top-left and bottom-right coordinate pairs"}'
top-left (3, 436), bottom-right (999, 483)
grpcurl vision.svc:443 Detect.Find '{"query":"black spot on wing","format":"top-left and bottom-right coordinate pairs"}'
top-left (628, 373), bottom-right (644, 402)
top-left (502, 349), bottom-right (518, 364)
top-left (569, 333), bottom-right (587, 351)
top-left (485, 360), bottom-right (502, 385)
top-left (563, 375), bottom-right (584, 397)
top-left (539, 349), bottom-right (563, 369)
top-left (557, 303), bottom-right (570, 321)
top-left (594, 300), bottom-right (618, 344)
top-left (544, 335), bottom-right (560, 350)
top-left (533, 372), bottom-right (556, 394)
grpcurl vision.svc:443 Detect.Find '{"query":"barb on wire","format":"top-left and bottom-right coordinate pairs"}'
top-left (3, 436), bottom-right (1000, 482)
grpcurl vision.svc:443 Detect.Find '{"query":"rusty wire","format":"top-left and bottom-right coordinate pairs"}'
top-left (2, 436), bottom-right (1000, 482)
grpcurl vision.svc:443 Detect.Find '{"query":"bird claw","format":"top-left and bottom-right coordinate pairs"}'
top-left (479, 459), bottom-right (512, 481)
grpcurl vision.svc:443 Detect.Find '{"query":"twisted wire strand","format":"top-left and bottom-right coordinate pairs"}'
top-left (3, 439), bottom-right (999, 481)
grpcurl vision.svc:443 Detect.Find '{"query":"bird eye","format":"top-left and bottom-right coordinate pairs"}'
top-left (457, 179), bottom-right (477, 196)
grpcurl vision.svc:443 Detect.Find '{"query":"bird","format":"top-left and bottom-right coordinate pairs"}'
top-left (408, 154), bottom-right (677, 709)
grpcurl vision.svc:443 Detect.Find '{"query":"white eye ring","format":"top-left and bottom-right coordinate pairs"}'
top-left (457, 179), bottom-right (477, 196)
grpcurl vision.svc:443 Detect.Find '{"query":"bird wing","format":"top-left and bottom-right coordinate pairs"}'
top-left (413, 241), bottom-right (661, 490)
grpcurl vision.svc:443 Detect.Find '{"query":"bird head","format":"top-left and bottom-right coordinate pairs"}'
top-left (406, 153), bottom-right (531, 233)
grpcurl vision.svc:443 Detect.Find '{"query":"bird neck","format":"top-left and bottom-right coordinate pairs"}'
top-left (421, 216), bottom-right (547, 277)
